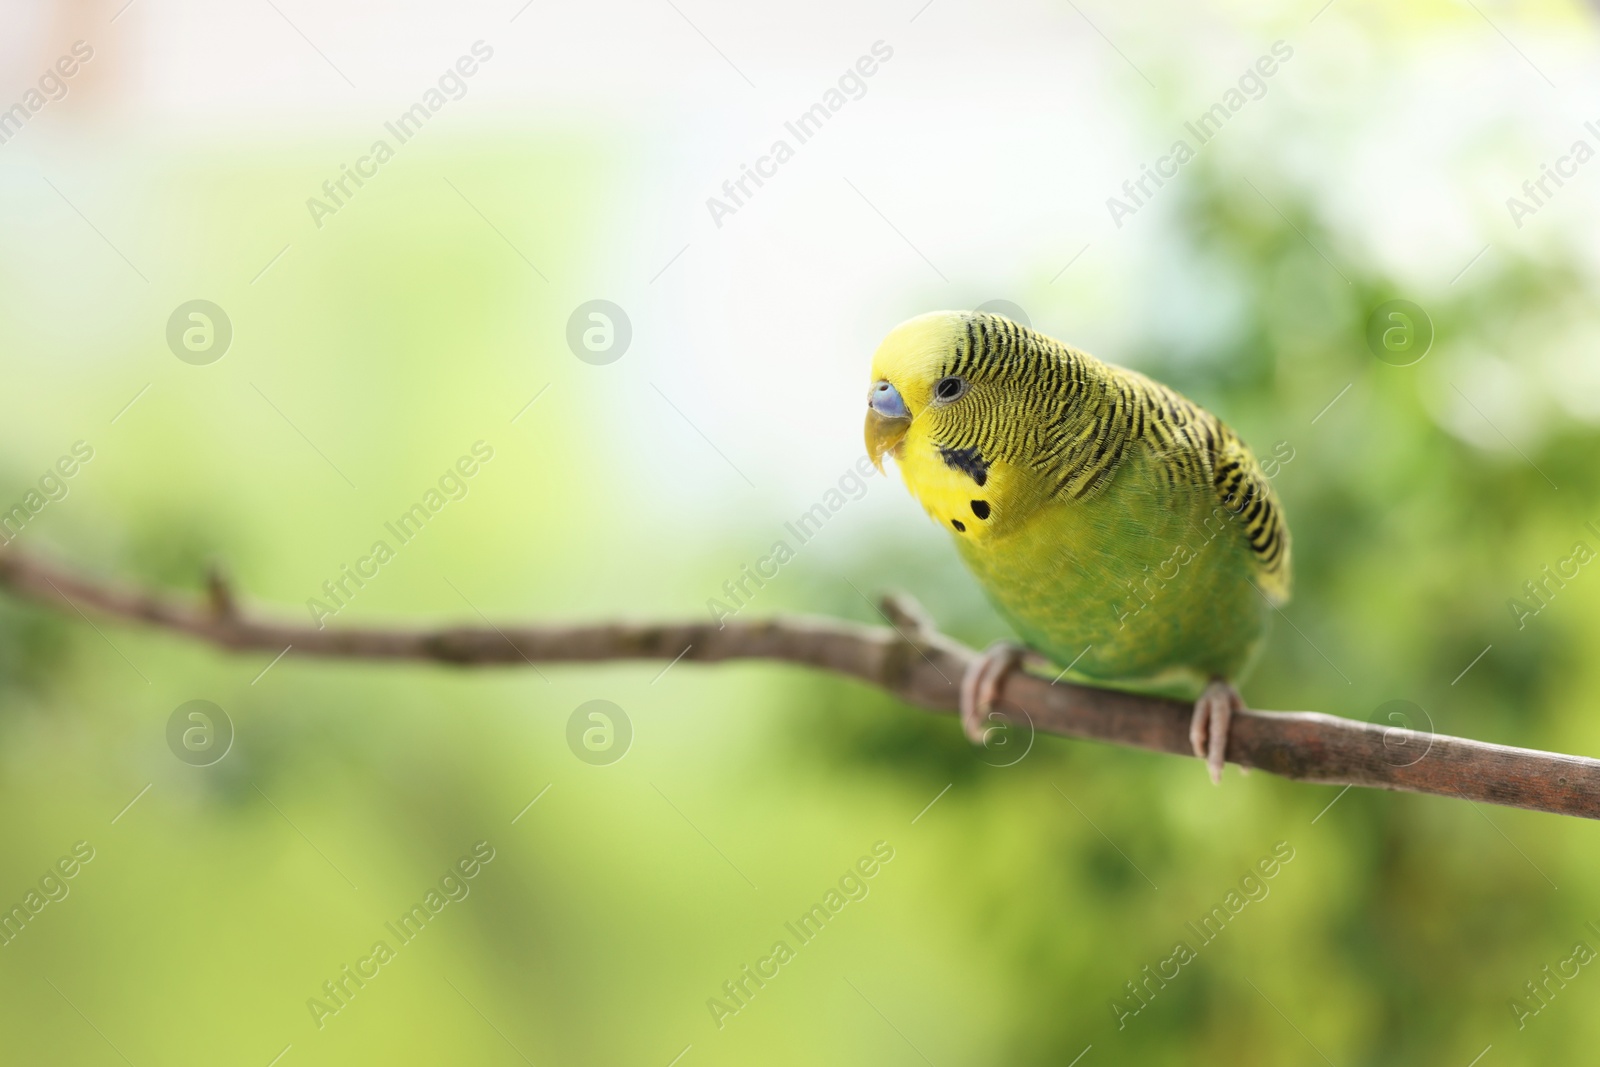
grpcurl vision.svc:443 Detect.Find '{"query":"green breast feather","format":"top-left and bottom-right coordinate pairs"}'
top-left (958, 434), bottom-right (1276, 694)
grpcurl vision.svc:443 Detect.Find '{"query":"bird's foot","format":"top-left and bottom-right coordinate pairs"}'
top-left (960, 641), bottom-right (1030, 747)
top-left (1190, 679), bottom-right (1244, 786)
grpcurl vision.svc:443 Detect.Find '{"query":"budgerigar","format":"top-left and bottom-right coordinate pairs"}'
top-left (864, 311), bottom-right (1290, 783)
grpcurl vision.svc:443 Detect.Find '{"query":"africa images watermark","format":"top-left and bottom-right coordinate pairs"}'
top-left (1510, 920), bottom-right (1600, 1030)
top-left (706, 454), bottom-right (879, 628)
top-left (0, 440), bottom-right (95, 545)
top-left (306, 440), bottom-right (495, 627)
top-left (305, 41), bottom-right (495, 230)
top-left (306, 840), bottom-right (497, 1029)
top-left (1106, 40), bottom-right (1294, 229)
top-left (705, 40), bottom-right (895, 228)
top-left (1504, 117), bottom-right (1600, 229)
top-left (0, 40), bottom-right (94, 147)
top-left (1506, 520), bottom-right (1600, 630)
top-left (706, 841), bottom-right (895, 1030)
top-left (1110, 840), bottom-right (1296, 1031)
top-left (0, 841), bottom-right (96, 949)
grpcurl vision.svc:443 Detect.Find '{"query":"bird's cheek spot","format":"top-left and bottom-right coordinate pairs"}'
top-left (971, 500), bottom-right (991, 520)
top-left (951, 519), bottom-right (967, 533)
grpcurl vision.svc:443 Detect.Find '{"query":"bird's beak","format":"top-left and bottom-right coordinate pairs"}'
top-left (865, 380), bottom-right (912, 473)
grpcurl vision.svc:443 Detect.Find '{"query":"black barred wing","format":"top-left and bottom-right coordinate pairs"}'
top-left (1130, 372), bottom-right (1292, 604)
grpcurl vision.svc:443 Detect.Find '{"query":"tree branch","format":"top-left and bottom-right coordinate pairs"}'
top-left (2, 546), bottom-right (1596, 820)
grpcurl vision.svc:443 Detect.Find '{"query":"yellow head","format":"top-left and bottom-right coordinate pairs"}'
top-left (865, 310), bottom-right (1064, 542)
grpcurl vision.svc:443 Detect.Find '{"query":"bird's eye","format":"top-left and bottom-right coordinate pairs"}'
top-left (933, 376), bottom-right (968, 402)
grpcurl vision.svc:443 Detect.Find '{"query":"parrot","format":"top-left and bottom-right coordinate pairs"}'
top-left (863, 310), bottom-right (1290, 783)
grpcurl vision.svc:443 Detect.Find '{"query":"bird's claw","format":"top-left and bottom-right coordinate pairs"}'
top-left (960, 641), bottom-right (1029, 748)
top-left (1191, 679), bottom-right (1245, 786)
